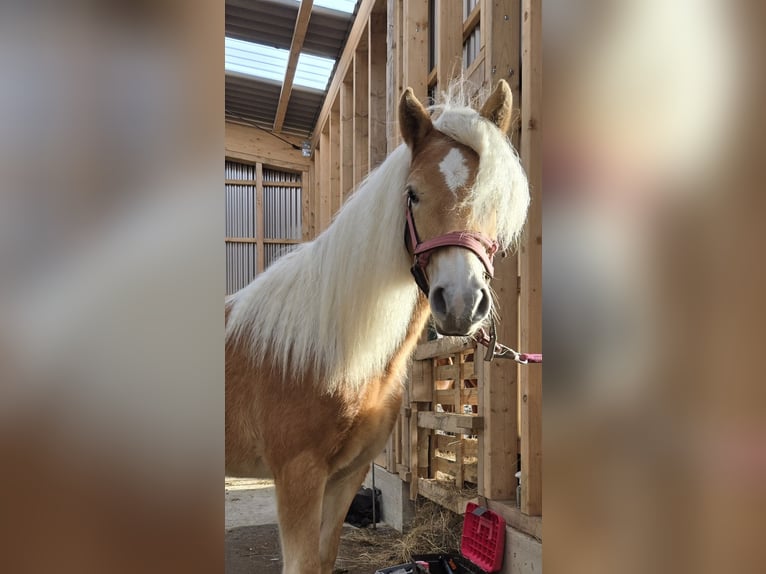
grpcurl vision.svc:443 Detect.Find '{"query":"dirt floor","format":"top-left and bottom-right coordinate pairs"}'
top-left (225, 477), bottom-right (411, 574)
top-left (226, 522), bottom-right (405, 574)
top-left (225, 477), bottom-right (466, 573)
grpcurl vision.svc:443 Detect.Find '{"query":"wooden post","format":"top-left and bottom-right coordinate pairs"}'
top-left (368, 3), bottom-right (387, 171)
top-left (484, 0), bottom-right (522, 143)
top-left (471, 0), bottom-right (523, 505)
top-left (353, 31), bottom-right (369, 188)
top-left (330, 98), bottom-right (341, 217)
top-left (409, 403), bottom-right (420, 500)
top-left (255, 163), bottom-right (265, 273)
top-left (340, 69), bottom-right (354, 203)
top-left (436, 0), bottom-right (463, 91)
top-left (387, 0), bottom-right (405, 153)
top-left (403, 0), bottom-right (429, 103)
top-left (319, 127), bottom-right (331, 232)
top-left (301, 169), bottom-right (311, 241)
top-left (309, 150), bottom-right (319, 240)
top-left (519, 0), bottom-right (542, 517)
top-left (480, 253), bottom-right (520, 502)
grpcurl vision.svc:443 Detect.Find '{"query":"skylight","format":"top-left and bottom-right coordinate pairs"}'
top-left (294, 53), bottom-right (336, 91)
top-left (225, 37), bottom-right (288, 82)
top-left (307, 0), bottom-right (357, 14)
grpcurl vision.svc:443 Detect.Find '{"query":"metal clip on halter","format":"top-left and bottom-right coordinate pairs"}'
top-left (473, 318), bottom-right (541, 364)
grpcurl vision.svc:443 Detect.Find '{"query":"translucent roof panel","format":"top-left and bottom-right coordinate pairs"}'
top-left (294, 52), bottom-right (336, 91)
top-left (313, 0), bottom-right (357, 13)
top-left (225, 37), bottom-right (289, 82)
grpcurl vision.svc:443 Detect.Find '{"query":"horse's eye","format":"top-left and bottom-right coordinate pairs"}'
top-left (407, 187), bottom-right (419, 204)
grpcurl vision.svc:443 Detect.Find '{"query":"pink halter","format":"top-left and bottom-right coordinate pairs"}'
top-left (405, 197), bottom-right (499, 295)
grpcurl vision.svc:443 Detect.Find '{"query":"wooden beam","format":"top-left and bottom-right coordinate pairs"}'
top-left (417, 412), bottom-right (483, 433)
top-left (340, 69), bottom-right (354, 202)
top-left (386, 0), bottom-right (404, 153)
top-left (255, 163), bottom-right (265, 273)
top-left (226, 179), bottom-right (302, 187)
top-left (225, 238), bottom-right (302, 245)
top-left (308, 152), bottom-right (318, 239)
top-left (311, 0), bottom-right (377, 149)
top-left (478, 258), bottom-right (520, 502)
top-left (409, 403), bottom-right (420, 500)
top-left (463, 2), bottom-right (481, 42)
top-left (319, 127), bottom-right (331, 231)
top-left (301, 169), bottom-right (311, 241)
top-left (226, 122), bottom-right (309, 172)
top-left (418, 478), bottom-right (479, 515)
top-left (368, 6), bottom-right (387, 171)
top-left (475, 0), bottom-right (523, 504)
top-left (330, 98), bottom-right (341, 217)
top-left (486, 499), bottom-right (542, 541)
top-left (353, 33), bottom-right (369, 188)
top-left (403, 0), bottom-right (429, 103)
top-left (519, 0), bottom-right (542, 518)
top-left (273, 0), bottom-right (314, 133)
top-left (413, 337), bottom-right (474, 360)
top-left (436, 0), bottom-right (463, 91)
top-left (484, 0), bottom-right (522, 143)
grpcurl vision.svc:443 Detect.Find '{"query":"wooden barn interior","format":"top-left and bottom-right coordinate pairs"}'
top-left (225, 0), bottom-right (541, 570)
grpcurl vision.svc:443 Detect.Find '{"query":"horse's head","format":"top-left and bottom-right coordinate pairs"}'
top-left (400, 81), bottom-right (528, 336)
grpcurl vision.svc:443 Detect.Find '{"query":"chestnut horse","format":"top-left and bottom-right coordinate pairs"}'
top-left (225, 80), bottom-right (529, 573)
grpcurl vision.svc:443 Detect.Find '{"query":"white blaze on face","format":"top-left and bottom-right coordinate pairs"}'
top-left (438, 148), bottom-right (469, 195)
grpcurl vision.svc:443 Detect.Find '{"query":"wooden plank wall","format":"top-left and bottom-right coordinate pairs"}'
top-left (305, 0), bottom-right (542, 526)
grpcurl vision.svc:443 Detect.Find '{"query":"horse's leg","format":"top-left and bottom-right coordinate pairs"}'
top-left (318, 464), bottom-right (370, 574)
top-left (274, 454), bottom-right (327, 574)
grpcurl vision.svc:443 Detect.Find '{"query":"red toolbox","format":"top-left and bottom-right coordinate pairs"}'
top-left (460, 503), bottom-right (506, 573)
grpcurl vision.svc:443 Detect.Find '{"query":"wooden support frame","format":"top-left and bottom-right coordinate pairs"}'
top-left (368, 3), bottom-right (387, 170)
top-left (519, 0), bottom-right (542, 517)
top-left (225, 122), bottom-right (309, 173)
top-left (436, 0), bottom-right (463, 91)
top-left (273, 0), bottom-right (314, 133)
top-left (255, 163), bottom-right (265, 273)
top-left (403, 0), bottom-right (429, 103)
top-left (386, 0), bottom-right (405, 153)
top-left (311, 0), bottom-right (377, 150)
top-left (330, 99), bottom-right (341, 216)
top-left (485, 0), bottom-right (522, 142)
top-left (319, 127), bottom-right (331, 231)
top-left (340, 69), bottom-right (354, 202)
top-left (353, 34), bottom-right (369, 189)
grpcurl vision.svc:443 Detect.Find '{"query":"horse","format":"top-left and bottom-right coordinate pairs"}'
top-left (225, 80), bottom-right (529, 574)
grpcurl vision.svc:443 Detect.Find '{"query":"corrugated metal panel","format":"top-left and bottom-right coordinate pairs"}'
top-left (294, 52), bottom-right (336, 91)
top-left (225, 161), bottom-right (302, 292)
top-left (225, 37), bottom-right (289, 82)
top-left (284, 88), bottom-right (324, 132)
top-left (303, 8), bottom-right (354, 59)
top-left (226, 0), bottom-right (297, 49)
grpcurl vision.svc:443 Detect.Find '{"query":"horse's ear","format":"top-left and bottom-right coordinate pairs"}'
top-left (479, 79), bottom-right (513, 134)
top-left (399, 88), bottom-right (433, 150)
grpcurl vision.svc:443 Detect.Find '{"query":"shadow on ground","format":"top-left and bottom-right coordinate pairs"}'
top-left (225, 523), bottom-right (402, 574)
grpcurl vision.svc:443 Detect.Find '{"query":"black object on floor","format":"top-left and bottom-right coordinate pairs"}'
top-left (344, 486), bottom-right (381, 528)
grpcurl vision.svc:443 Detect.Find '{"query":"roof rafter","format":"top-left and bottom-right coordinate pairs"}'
top-left (273, 0), bottom-right (314, 133)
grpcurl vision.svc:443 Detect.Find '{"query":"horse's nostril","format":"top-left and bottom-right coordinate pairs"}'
top-left (431, 286), bottom-right (447, 317)
top-left (474, 288), bottom-right (491, 320)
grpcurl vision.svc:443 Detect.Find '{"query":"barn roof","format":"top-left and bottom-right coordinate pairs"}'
top-left (225, 0), bottom-right (359, 139)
